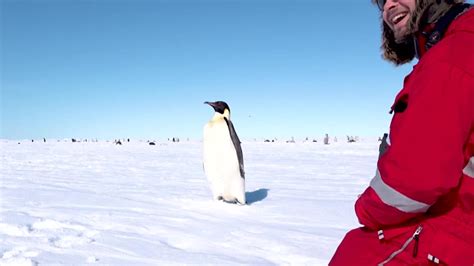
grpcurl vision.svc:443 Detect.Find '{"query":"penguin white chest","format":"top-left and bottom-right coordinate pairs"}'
top-left (203, 119), bottom-right (244, 203)
top-left (203, 120), bottom-right (239, 179)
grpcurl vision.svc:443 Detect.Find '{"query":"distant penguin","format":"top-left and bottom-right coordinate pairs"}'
top-left (203, 101), bottom-right (245, 205)
top-left (324, 134), bottom-right (330, 145)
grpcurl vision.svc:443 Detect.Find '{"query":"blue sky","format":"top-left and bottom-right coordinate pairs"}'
top-left (1, 0), bottom-right (419, 140)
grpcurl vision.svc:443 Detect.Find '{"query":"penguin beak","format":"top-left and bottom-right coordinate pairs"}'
top-left (205, 101), bottom-right (224, 115)
top-left (204, 101), bottom-right (228, 116)
top-left (204, 101), bottom-right (216, 108)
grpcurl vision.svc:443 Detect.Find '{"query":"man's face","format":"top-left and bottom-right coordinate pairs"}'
top-left (382, 0), bottom-right (417, 41)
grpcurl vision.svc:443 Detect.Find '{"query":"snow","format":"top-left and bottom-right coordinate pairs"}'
top-left (0, 139), bottom-right (378, 265)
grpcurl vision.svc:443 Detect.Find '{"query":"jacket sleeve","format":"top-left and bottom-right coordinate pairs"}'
top-left (356, 62), bottom-right (474, 230)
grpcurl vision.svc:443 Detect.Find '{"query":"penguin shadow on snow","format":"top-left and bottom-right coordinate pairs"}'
top-left (245, 188), bottom-right (269, 205)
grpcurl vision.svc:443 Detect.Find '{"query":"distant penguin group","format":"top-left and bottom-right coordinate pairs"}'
top-left (203, 101), bottom-right (246, 205)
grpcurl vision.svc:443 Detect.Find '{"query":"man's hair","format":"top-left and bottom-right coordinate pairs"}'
top-left (373, 0), bottom-right (465, 65)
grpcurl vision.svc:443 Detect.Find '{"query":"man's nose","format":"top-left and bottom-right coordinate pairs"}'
top-left (384, 0), bottom-right (398, 11)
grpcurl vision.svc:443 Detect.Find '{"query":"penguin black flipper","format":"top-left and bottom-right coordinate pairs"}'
top-left (224, 117), bottom-right (245, 179)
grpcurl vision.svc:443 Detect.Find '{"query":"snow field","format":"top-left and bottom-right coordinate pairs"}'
top-left (0, 140), bottom-right (378, 265)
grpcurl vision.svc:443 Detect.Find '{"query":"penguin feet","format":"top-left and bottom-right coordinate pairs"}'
top-left (235, 199), bottom-right (246, 206)
top-left (216, 196), bottom-right (245, 205)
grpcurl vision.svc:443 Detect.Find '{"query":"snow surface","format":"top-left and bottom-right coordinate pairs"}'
top-left (1, 139), bottom-right (378, 265)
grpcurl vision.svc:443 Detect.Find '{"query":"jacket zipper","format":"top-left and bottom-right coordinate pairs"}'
top-left (412, 225), bottom-right (422, 257)
top-left (378, 225), bottom-right (423, 266)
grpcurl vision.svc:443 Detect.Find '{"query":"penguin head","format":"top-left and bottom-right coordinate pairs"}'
top-left (204, 101), bottom-right (230, 119)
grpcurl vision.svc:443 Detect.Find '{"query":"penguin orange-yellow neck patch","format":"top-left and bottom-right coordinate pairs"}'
top-left (210, 109), bottom-right (230, 122)
top-left (223, 109), bottom-right (230, 119)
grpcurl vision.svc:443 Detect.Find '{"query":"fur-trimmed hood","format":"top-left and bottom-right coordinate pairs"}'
top-left (373, 0), bottom-right (465, 65)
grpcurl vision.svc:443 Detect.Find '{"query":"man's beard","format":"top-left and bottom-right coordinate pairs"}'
top-left (393, 24), bottom-right (412, 44)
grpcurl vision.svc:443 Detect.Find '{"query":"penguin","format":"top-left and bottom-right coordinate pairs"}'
top-left (203, 101), bottom-right (245, 205)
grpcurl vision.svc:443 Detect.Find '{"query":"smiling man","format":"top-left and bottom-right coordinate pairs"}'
top-left (330, 0), bottom-right (474, 265)
top-left (384, 0), bottom-right (416, 40)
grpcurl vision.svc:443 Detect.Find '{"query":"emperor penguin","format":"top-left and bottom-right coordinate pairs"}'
top-left (203, 101), bottom-right (246, 205)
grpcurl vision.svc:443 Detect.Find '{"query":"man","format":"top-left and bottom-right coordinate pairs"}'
top-left (330, 0), bottom-right (473, 265)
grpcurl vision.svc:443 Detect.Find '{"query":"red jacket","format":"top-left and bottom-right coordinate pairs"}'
top-left (331, 7), bottom-right (474, 266)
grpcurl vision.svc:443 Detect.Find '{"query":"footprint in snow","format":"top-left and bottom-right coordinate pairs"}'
top-left (30, 219), bottom-right (98, 249)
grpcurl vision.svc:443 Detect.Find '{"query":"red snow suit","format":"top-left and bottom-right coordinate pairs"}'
top-left (330, 7), bottom-right (474, 266)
